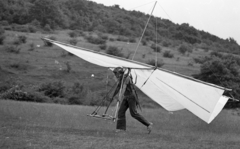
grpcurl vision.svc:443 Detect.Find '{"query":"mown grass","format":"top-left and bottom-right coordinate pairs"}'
top-left (0, 100), bottom-right (240, 149)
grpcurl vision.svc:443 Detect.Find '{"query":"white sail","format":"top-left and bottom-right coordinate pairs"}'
top-left (43, 38), bottom-right (231, 123)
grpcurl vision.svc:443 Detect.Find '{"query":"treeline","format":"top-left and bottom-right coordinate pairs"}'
top-left (0, 0), bottom-right (239, 54)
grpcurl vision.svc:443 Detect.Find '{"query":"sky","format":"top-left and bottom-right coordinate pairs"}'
top-left (90, 0), bottom-right (240, 45)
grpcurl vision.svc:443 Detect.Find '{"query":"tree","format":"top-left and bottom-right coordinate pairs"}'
top-left (29, 0), bottom-right (63, 29)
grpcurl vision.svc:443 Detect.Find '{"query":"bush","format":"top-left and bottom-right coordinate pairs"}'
top-left (106, 46), bottom-right (124, 57)
top-left (129, 37), bottom-right (136, 43)
top-left (66, 82), bottom-right (89, 105)
top-left (0, 25), bottom-right (5, 35)
top-left (28, 42), bottom-right (35, 51)
top-left (64, 61), bottom-right (71, 73)
top-left (141, 40), bottom-right (147, 46)
top-left (68, 31), bottom-right (78, 38)
top-left (0, 85), bottom-right (52, 103)
top-left (178, 44), bottom-right (191, 55)
top-left (4, 45), bottom-right (21, 54)
top-left (146, 59), bottom-right (164, 67)
top-left (13, 38), bottom-right (22, 46)
top-left (86, 36), bottom-right (106, 45)
top-left (163, 50), bottom-right (174, 58)
top-left (43, 24), bottom-right (52, 32)
top-left (69, 38), bottom-right (78, 45)
top-left (0, 26), bottom-right (5, 45)
top-left (0, 34), bottom-right (5, 45)
top-left (99, 44), bottom-right (107, 50)
top-left (38, 81), bottom-right (65, 98)
top-left (12, 24), bottom-right (29, 32)
top-left (28, 25), bottom-right (37, 33)
top-left (9, 63), bottom-right (28, 71)
top-left (0, 21), bottom-right (9, 26)
top-left (117, 36), bottom-right (128, 42)
top-left (150, 44), bottom-right (162, 53)
top-left (18, 35), bottom-right (27, 44)
top-left (162, 40), bottom-right (171, 47)
top-left (99, 34), bottom-right (109, 40)
top-left (193, 56), bottom-right (206, 64)
top-left (109, 38), bottom-right (115, 41)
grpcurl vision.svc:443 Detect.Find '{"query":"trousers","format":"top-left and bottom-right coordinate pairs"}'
top-left (116, 95), bottom-right (150, 130)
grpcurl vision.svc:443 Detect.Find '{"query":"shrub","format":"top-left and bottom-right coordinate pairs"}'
top-left (68, 31), bottom-right (78, 38)
top-left (0, 26), bottom-right (5, 44)
top-left (146, 59), bottom-right (164, 67)
top-left (178, 44), bottom-right (191, 55)
top-left (43, 24), bottom-right (52, 32)
top-left (38, 81), bottom-right (65, 98)
top-left (162, 40), bottom-right (171, 47)
top-left (109, 38), bottom-right (115, 41)
top-left (163, 50), bottom-right (174, 58)
top-left (12, 24), bottom-right (29, 32)
top-left (0, 20), bottom-right (9, 26)
top-left (69, 38), bottom-right (78, 45)
top-left (4, 45), bottom-right (21, 54)
top-left (106, 46), bottom-right (124, 57)
top-left (28, 25), bottom-right (37, 33)
top-left (66, 82), bottom-right (89, 105)
top-left (117, 36), bottom-right (128, 42)
top-left (86, 36), bottom-right (106, 45)
top-left (64, 61), bottom-right (71, 73)
top-left (0, 34), bottom-right (5, 45)
top-left (0, 86), bottom-right (52, 103)
top-left (28, 42), bottom-right (35, 51)
top-left (13, 38), bottom-right (22, 46)
top-left (30, 19), bottom-right (41, 28)
top-left (9, 63), bottom-right (28, 71)
top-left (99, 44), bottom-right (107, 50)
top-left (193, 57), bottom-right (206, 64)
top-left (129, 37), bottom-right (136, 43)
top-left (99, 34), bottom-right (109, 40)
top-left (0, 25), bottom-right (5, 35)
top-left (141, 40), bottom-right (147, 46)
top-left (18, 35), bottom-right (27, 44)
top-left (150, 44), bottom-right (162, 53)
top-left (188, 60), bottom-right (194, 66)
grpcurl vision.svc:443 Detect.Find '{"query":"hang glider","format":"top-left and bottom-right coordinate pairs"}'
top-left (42, 38), bottom-right (231, 124)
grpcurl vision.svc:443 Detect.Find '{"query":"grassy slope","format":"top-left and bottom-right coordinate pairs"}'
top-left (0, 100), bottom-right (240, 149)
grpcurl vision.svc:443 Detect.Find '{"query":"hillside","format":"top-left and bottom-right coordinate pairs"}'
top-left (0, 0), bottom-right (240, 54)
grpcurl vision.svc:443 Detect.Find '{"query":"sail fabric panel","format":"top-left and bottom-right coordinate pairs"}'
top-left (131, 69), bottom-right (185, 111)
top-left (46, 38), bottom-right (229, 123)
top-left (152, 70), bottom-right (226, 123)
top-left (208, 96), bottom-right (229, 123)
top-left (54, 43), bottom-right (148, 69)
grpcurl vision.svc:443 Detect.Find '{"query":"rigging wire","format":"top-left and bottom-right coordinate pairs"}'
top-left (155, 15), bottom-right (158, 67)
top-left (157, 2), bottom-right (172, 21)
top-left (131, 1), bottom-right (157, 61)
top-left (129, 1), bottom-right (156, 10)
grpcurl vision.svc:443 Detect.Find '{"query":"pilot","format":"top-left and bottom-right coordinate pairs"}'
top-left (112, 67), bottom-right (153, 134)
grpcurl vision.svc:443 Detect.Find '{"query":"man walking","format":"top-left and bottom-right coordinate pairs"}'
top-left (112, 67), bottom-right (153, 134)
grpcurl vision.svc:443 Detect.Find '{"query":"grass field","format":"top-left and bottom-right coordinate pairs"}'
top-left (0, 100), bottom-right (240, 149)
